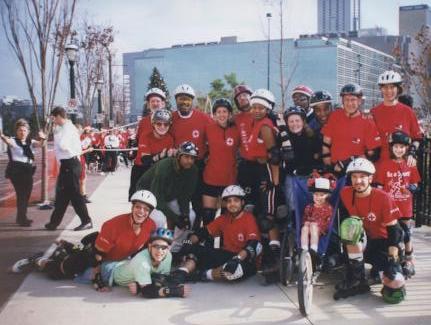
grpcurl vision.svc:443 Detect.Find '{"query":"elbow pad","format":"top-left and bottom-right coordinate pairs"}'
top-left (387, 223), bottom-right (403, 247)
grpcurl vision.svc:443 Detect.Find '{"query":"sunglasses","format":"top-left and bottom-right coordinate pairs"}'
top-left (155, 122), bottom-right (170, 127)
top-left (152, 244), bottom-right (169, 251)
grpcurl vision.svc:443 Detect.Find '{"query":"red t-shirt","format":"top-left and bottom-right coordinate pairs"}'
top-left (234, 111), bottom-right (254, 160)
top-left (91, 133), bottom-right (102, 147)
top-left (171, 109), bottom-right (212, 160)
top-left (248, 117), bottom-right (275, 161)
top-left (203, 122), bottom-right (240, 186)
top-left (95, 213), bottom-right (156, 261)
top-left (340, 187), bottom-right (400, 239)
top-left (136, 116), bottom-right (152, 141)
top-left (375, 159), bottom-right (421, 218)
top-left (371, 102), bottom-right (423, 161)
top-left (207, 211), bottom-right (261, 254)
top-left (322, 109), bottom-right (381, 163)
top-left (135, 132), bottom-right (174, 166)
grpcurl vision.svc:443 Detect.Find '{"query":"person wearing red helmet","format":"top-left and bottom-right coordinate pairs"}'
top-left (321, 83), bottom-right (382, 175)
top-left (371, 70), bottom-right (423, 164)
top-left (291, 84), bottom-right (314, 124)
top-left (201, 98), bottom-right (240, 226)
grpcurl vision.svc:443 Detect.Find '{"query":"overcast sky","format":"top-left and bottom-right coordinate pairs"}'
top-left (1, 0), bottom-right (431, 100)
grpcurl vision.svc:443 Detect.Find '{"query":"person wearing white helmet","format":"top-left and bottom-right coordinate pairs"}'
top-left (171, 84), bottom-right (212, 226)
top-left (128, 109), bottom-right (175, 200)
top-left (334, 158), bottom-right (404, 302)
top-left (176, 185), bottom-right (262, 282)
top-left (371, 70), bottom-right (423, 164)
top-left (12, 190), bottom-right (159, 292)
top-left (321, 83), bottom-right (382, 175)
top-left (246, 88), bottom-right (283, 276)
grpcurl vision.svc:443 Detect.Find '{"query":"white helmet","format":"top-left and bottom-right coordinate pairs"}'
top-left (346, 158), bottom-right (376, 175)
top-left (130, 190), bottom-right (157, 209)
top-left (145, 88), bottom-right (166, 100)
top-left (222, 185), bottom-right (246, 199)
top-left (378, 70), bottom-right (402, 85)
top-left (173, 84), bottom-right (195, 99)
top-left (250, 88), bottom-right (275, 110)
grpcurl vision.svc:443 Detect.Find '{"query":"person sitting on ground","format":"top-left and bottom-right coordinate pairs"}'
top-left (12, 190), bottom-right (159, 292)
top-left (113, 228), bottom-right (191, 298)
top-left (176, 185), bottom-right (261, 282)
top-left (300, 173), bottom-right (336, 267)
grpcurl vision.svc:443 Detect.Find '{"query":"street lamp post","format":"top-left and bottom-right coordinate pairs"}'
top-left (266, 12), bottom-right (272, 90)
top-left (96, 79), bottom-right (104, 130)
top-left (65, 43), bottom-right (78, 123)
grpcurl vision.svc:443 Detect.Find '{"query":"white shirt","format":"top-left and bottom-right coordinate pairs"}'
top-left (53, 120), bottom-right (82, 160)
top-left (104, 134), bottom-right (120, 148)
top-left (9, 138), bottom-right (36, 164)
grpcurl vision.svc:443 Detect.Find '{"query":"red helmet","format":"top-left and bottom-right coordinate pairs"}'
top-left (292, 85), bottom-right (313, 98)
top-left (233, 84), bottom-right (252, 99)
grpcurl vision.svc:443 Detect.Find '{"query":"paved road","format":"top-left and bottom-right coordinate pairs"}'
top-left (1, 166), bottom-right (430, 325)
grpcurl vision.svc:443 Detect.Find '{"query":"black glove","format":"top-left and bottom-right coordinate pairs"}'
top-left (176, 214), bottom-right (191, 230)
top-left (92, 272), bottom-right (107, 291)
top-left (223, 256), bottom-right (241, 274)
top-left (407, 144), bottom-right (417, 159)
top-left (384, 257), bottom-right (403, 281)
top-left (278, 125), bottom-right (290, 143)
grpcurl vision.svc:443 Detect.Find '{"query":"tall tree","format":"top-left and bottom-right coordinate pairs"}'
top-left (147, 67), bottom-right (171, 110)
top-left (1, 0), bottom-right (77, 205)
top-left (74, 22), bottom-right (114, 125)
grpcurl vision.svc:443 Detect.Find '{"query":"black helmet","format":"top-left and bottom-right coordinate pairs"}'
top-left (310, 90), bottom-right (332, 107)
top-left (284, 106), bottom-right (306, 120)
top-left (177, 141), bottom-right (198, 157)
top-left (389, 131), bottom-right (411, 146)
top-left (212, 98), bottom-right (233, 114)
top-left (340, 83), bottom-right (363, 97)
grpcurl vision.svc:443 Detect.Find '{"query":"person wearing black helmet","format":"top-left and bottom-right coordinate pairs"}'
top-left (136, 141), bottom-right (198, 232)
top-left (321, 83), bottom-right (382, 175)
top-left (309, 90), bottom-right (333, 132)
top-left (200, 98), bottom-right (240, 226)
top-left (375, 131), bottom-right (421, 278)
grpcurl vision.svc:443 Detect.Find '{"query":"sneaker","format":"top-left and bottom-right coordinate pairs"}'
top-left (10, 252), bottom-right (44, 273)
top-left (44, 223), bottom-right (58, 231)
top-left (83, 195), bottom-right (92, 203)
top-left (73, 221), bottom-right (93, 231)
top-left (17, 219), bottom-right (33, 227)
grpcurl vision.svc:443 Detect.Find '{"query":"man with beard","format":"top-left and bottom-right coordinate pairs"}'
top-left (170, 84), bottom-right (212, 227)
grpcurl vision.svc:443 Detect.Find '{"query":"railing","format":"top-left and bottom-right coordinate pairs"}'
top-left (414, 136), bottom-right (431, 227)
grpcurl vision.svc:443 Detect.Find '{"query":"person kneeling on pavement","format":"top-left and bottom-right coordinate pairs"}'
top-left (335, 158), bottom-right (406, 304)
top-left (176, 185), bottom-right (262, 282)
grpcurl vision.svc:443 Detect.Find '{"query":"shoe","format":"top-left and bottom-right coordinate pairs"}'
top-left (10, 252), bottom-right (44, 273)
top-left (83, 195), bottom-right (92, 203)
top-left (45, 223), bottom-right (58, 231)
top-left (74, 221), bottom-right (93, 231)
top-left (17, 219), bottom-right (33, 227)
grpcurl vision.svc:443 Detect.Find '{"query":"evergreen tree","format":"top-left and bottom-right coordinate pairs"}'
top-left (147, 67), bottom-right (171, 110)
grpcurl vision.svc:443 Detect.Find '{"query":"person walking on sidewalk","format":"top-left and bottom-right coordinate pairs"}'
top-left (45, 106), bottom-right (93, 231)
top-left (1, 119), bottom-right (46, 226)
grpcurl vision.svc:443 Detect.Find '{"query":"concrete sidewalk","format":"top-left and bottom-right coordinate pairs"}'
top-left (0, 167), bottom-right (430, 325)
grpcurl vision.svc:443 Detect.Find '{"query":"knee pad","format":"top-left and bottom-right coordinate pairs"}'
top-left (340, 216), bottom-right (364, 245)
top-left (202, 208), bottom-right (216, 226)
top-left (399, 221), bottom-right (411, 243)
top-left (259, 215), bottom-right (275, 233)
top-left (387, 223), bottom-right (404, 247)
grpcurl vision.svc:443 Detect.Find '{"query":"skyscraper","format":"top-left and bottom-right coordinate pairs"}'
top-left (318, 0), bottom-right (361, 34)
top-left (399, 4), bottom-right (431, 37)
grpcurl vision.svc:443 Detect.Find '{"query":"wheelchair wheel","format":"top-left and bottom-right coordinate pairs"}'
top-left (279, 230), bottom-right (296, 285)
top-left (298, 250), bottom-right (313, 316)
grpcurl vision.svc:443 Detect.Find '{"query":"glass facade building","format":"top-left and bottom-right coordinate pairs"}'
top-left (123, 36), bottom-right (395, 120)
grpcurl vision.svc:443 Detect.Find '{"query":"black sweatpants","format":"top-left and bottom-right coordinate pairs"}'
top-left (8, 162), bottom-right (34, 223)
top-left (48, 157), bottom-right (91, 227)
